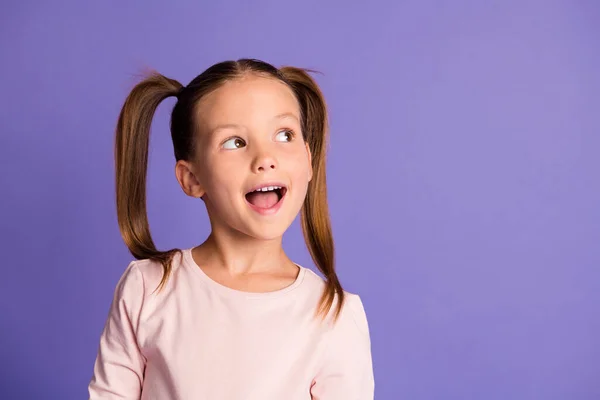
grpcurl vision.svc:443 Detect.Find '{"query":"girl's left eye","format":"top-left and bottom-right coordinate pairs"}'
top-left (275, 129), bottom-right (295, 142)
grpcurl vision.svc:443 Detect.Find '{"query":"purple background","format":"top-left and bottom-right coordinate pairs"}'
top-left (1, 1), bottom-right (599, 399)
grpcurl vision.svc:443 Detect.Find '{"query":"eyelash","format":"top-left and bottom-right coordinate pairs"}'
top-left (221, 128), bottom-right (296, 147)
top-left (278, 128), bottom-right (296, 141)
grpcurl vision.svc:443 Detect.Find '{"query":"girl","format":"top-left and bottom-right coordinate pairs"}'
top-left (88, 59), bottom-right (374, 399)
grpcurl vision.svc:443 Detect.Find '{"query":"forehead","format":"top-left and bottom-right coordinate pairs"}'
top-left (195, 75), bottom-right (300, 131)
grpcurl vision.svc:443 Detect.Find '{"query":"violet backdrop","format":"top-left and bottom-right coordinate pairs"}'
top-left (1, 1), bottom-right (599, 398)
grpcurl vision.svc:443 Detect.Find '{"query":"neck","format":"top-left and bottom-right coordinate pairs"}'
top-left (192, 229), bottom-right (292, 277)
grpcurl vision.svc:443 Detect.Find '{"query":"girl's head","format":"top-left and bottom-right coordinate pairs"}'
top-left (175, 70), bottom-right (313, 241)
top-left (115, 59), bottom-right (343, 319)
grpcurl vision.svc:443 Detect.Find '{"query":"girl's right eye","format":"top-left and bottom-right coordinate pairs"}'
top-left (222, 137), bottom-right (246, 150)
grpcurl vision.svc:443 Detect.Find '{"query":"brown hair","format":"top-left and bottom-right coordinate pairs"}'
top-left (114, 59), bottom-right (344, 321)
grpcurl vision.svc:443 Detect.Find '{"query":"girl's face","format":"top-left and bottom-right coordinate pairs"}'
top-left (186, 74), bottom-right (313, 240)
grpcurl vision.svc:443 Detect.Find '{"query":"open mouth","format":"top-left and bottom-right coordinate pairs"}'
top-left (245, 186), bottom-right (287, 209)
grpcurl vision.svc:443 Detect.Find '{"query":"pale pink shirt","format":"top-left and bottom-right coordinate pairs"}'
top-left (88, 248), bottom-right (374, 399)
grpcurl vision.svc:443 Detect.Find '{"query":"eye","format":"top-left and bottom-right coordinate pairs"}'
top-left (275, 129), bottom-right (295, 142)
top-left (222, 137), bottom-right (246, 150)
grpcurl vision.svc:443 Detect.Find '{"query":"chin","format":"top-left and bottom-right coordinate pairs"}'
top-left (244, 222), bottom-right (291, 241)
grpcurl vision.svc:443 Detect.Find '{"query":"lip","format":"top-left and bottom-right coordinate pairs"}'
top-left (245, 184), bottom-right (288, 216)
top-left (245, 181), bottom-right (288, 194)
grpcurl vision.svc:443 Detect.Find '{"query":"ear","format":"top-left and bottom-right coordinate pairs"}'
top-left (175, 160), bottom-right (205, 199)
top-left (305, 141), bottom-right (313, 182)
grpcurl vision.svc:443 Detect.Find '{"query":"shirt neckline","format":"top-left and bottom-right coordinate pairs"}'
top-left (182, 247), bottom-right (307, 299)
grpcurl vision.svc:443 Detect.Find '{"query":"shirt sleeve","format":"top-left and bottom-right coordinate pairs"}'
top-left (310, 293), bottom-right (375, 400)
top-left (88, 262), bottom-right (147, 399)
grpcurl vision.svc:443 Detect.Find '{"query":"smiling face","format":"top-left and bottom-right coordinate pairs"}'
top-left (177, 73), bottom-right (313, 240)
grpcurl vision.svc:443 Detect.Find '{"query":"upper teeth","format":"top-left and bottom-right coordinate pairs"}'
top-left (254, 186), bottom-right (282, 192)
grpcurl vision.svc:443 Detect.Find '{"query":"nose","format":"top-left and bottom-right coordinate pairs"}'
top-left (251, 148), bottom-right (278, 173)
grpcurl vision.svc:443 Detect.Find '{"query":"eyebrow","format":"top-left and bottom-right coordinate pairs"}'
top-left (273, 112), bottom-right (300, 122)
top-left (210, 112), bottom-right (300, 135)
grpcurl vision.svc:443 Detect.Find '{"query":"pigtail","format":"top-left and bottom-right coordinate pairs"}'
top-left (279, 67), bottom-right (344, 322)
top-left (114, 71), bottom-right (183, 291)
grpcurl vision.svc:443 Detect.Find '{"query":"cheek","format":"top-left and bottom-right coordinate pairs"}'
top-left (211, 168), bottom-right (242, 196)
top-left (199, 155), bottom-right (240, 195)
top-left (284, 141), bottom-right (310, 165)
top-left (286, 153), bottom-right (312, 187)
top-left (295, 147), bottom-right (312, 179)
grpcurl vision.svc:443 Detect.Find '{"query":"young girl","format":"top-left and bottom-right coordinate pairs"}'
top-left (88, 59), bottom-right (374, 399)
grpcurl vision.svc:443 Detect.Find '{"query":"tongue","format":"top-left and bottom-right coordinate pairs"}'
top-left (246, 191), bottom-right (279, 209)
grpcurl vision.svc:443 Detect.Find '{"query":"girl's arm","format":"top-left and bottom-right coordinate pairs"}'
top-left (88, 262), bottom-right (146, 399)
top-left (310, 294), bottom-right (375, 400)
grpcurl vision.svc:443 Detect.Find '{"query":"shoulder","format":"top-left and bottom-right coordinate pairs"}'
top-left (326, 291), bottom-right (370, 340)
top-left (300, 268), bottom-right (370, 335)
top-left (300, 267), bottom-right (328, 291)
top-left (114, 250), bottom-right (187, 303)
top-left (339, 292), bottom-right (370, 336)
top-left (315, 288), bottom-right (373, 381)
top-left (311, 289), bottom-right (375, 397)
